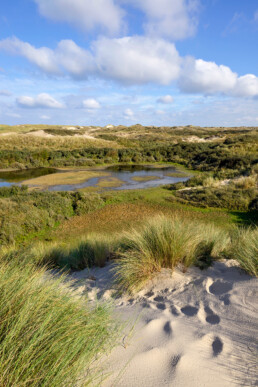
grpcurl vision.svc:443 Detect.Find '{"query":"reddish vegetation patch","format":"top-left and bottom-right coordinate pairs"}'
top-left (54, 203), bottom-right (230, 241)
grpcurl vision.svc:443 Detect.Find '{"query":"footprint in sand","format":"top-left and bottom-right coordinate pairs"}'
top-left (163, 321), bottom-right (173, 335)
top-left (181, 305), bottom-right (199, 317)
top-left (212, 336), bottom-right (223, 357)
top-left (154, 295), bottom-right (165, 302)
top-left (170, 305), bottom-right (180, 316)
top-left (204, 306), bottom-right (220, 325)
top-left (209, 280), bottom-right (233, 296)
top-left (156, 303), bottom-right (166, 310)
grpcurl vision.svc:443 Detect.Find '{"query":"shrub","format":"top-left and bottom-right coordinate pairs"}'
top-left (0, 252), bottom-right (117, 386)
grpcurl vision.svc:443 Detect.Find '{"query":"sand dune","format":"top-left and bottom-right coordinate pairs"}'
top-left (72, 260), bottom-right (258, 386)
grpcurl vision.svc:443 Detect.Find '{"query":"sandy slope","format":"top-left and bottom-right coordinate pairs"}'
top-left (71, 260), bottom-right (258, 387)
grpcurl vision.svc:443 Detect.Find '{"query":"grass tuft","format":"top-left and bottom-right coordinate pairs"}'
top-left (113, 216), bottom-right (230, 293)
top-left (227, 227), bottom-right (258, 276)
top-left (0, 252), bottom-right (117, 386)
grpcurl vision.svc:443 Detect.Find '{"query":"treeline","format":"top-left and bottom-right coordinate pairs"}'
top-left (0, 142), bottom-right (257, 175)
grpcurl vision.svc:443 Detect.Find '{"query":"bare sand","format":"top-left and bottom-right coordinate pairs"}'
top-left (71, 260), bottom-right (258, 386)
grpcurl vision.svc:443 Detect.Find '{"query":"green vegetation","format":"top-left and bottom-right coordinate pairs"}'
top-left (226, 227), bottom-right (258, 276)
top-left (0, 126), bottom-right (257, 175)
top-left (0, 251), bottom-right (117, 386)
top-left (112, 216), bottom-right (230, 293)
top-left (0, 124), bottom-right (257, 385)
top-left (0, 187), bottom-right (104, 245)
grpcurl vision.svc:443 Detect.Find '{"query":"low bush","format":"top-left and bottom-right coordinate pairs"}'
top-left (0, 252), bottom-right (117, 386)
top-left (174, 187), bottom-right (257, 211)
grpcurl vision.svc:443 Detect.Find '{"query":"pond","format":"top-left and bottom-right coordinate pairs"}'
top-left (0, 168), bottom-right (58, 188)
top-left (0, 165), bottom-right (190, 191)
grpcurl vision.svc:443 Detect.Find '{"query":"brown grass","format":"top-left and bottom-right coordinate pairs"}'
top-left (53, 202), bottom-right (232, 242)
top-left (22, 170), bottom-right (109, 187)
top-left (131, 176), bottom-right (161, 182)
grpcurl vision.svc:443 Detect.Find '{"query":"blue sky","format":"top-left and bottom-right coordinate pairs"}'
top-left (0, 0), bottom-right (258, 126)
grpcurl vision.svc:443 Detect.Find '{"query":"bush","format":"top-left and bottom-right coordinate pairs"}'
top-left (0, 252), bottom-right (117, 386)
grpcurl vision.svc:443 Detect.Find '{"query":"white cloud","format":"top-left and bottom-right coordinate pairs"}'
top-left (17, 93), bottom-right (64, 108)
top-left (34, 0), bottom-right (124, 36)
top-left (82, 98), bottom-right (100, 109)
top-left (179, 58), bottom-right (238, 94)
top-left (0, 89), bottom-right (12, 96)
top-left (0, 37), bottom-right (59, 74)
top-left (179, 58), bottom-right (258, 97)
top-left (0, 37), bottom-right (93, 77)
top-left (0, 36), bottom-right (180, 85)
top-left (93, 36), bottom-right (180, 85)
top-left (157, 95), bottom-right (174, 104)
top-left (1, 36), bottom-right (258, 98)
top-left (40, 115), bottom-right (51, 119)
top-left (121, 0), bottom-right (199, 40)
top-left (233, 74), bottom-right (258, 97)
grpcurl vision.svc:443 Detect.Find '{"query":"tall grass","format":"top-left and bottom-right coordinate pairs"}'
top-left (0, 252), bottom-right (117, 386)
top-left (113, 216), bottom-right (229, 293)
top-left (227, 227), bottom-right (258, 276)
top-left (30, 234), bottom-right (116, 270)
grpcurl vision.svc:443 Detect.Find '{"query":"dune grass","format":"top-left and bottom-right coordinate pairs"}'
top-left (112, 216), bottom-right (230, 293)
top-left (29, 234), bottom-right (116, 270)
top-left (0, 251), bottom-right (117, 386)
top-left (227, 226), bottom-right (258, 276)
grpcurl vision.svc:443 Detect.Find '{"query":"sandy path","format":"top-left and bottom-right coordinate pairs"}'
top-left (71, 260), bottom-right (258, 387)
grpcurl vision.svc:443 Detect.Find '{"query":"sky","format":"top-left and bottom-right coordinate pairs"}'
top-left (0, 0), bottom-right (258, 127)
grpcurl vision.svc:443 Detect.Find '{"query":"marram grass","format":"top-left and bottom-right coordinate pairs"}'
top-left (113, 215), bottom-right (231, 293)
top-left (0, 252), bottom-right (117, 386)
top-left (227, 226), bottom-right (258, 277)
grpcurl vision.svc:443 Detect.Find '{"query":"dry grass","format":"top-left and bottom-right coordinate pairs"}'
top-left (96, 177), bottom-right (124, 188)
top-left (131, 176), bottom-right (161, 182)
top-left (22, 170), bottom-right (109, 187)
top-left (0, 133), bottom-right (121, 151)
top-left (53, 202), bottom-right (232, 242)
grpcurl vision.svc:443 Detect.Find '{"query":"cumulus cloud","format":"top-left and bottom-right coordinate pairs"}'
top-left (233, 74), bottom-right (258, 97)
top-left (179, 58), bottom-right (258, 97)
top-left (157, 95), bottom-right (174, 104)
top-left (0, 36), bottom-right (180, 85)
top-left (1, 36), bottom-right (258, 98)
top-left (0, 37), bottom-right (59, 74)
top-left (0, 37), bottom-right (93, 77)
top-left (121, 0), bottom-right (199, 40)
top-left (179, 58), bottom-right (238, 94)
top-left (92, 36), bottom-right (180, 84)
top-left (82, 98), bottom-right (100, 109)
top-left (34, 0), bottom-right (124, 36)
top-left (17, 93), bottom-right (64, 108)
